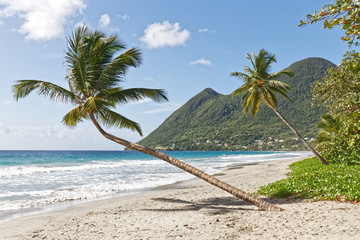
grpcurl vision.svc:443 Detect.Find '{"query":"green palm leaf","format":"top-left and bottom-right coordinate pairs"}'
top-left (270, 70), bottom-right (295, 79)
top-left (13, 80), bottom-right (76, 103)
top-left (99, 88), bottom-right (168, 104)
top-left (96, 48), bottom-right (142, 90)
top-left (62, 106), bottom-right (86, 127)
top-left (100, 109), bottom-right (142, 135)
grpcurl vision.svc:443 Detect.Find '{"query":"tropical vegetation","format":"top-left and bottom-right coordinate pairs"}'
top-left (315, 112), bottom-right (360, 165)
top-left (315, 114), bottom-right (342, 151)
top-left (230, 49), bottom-right (329, 165)
top-left (12, 26), bottom-right (280, 211)
top-left (299, 0), bottom-right (360, 46)
top-left (258, 157), bottom-right (360, 201)
top-left (301, 1), bottom-right (360, 165)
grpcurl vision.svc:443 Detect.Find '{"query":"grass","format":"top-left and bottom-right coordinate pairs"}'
top-left (257, 157), bottom-right (360, 201)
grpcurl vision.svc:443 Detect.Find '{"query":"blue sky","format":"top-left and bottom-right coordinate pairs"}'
top-left (0, 0), bottom-right (350, 150)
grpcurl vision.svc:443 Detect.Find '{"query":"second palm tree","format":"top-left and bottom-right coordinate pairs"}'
top-left (231, 49), bottom-right (329, 165)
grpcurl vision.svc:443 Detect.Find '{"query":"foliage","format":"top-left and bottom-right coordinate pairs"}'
top-left (302, 2), bottom-right (360, 165)
top-left (139, 58), bottom-right (334, 150)
top-left (258, 157), bottom-right (360, 201)
top-left (313, 51), bottom-right (360, 115)
top-left (13, 26), bottom-right (167, 135)
top-left (313, 51), bottom-right (360, 165)
top-left (320, 111), bottom-right (360, 165)
top-left (299, 0), bottom-right (360, 46)
top-left (231, 49), bottom-right (294, 117)
top-left (315, 114), bottom-right (342, 151)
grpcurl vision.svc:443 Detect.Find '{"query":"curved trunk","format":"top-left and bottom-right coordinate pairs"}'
top-left (269, 106), bottom-right (329, 165)
top-left (90, 115), bottom-right (282, 211)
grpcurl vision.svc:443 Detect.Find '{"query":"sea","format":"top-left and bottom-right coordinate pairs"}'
top-left (0, 150), bottom-right (312, 221)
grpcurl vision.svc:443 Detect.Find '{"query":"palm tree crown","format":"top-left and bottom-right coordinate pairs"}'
top-left (231, 49), bottom-right (294, 116)
top-left (13, 26), bottom-right (167, 136)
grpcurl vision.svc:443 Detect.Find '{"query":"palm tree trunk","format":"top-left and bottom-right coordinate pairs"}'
top-left (89, 115), bottom-right (283, 211)
top-left (268, 106), bottom-right (329, 165)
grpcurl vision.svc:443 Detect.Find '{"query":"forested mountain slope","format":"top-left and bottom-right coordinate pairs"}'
top-left (139, 57), bottom-right (335, 150)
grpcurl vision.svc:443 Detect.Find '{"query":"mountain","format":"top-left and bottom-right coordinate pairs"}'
top-left (138, 57), bottom-right (336, 151)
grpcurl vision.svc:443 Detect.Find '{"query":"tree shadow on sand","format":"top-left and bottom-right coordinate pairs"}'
top-left (142, 196), bottom-right (300, 215)
top-left (142, 197), bottom-right (256, 215)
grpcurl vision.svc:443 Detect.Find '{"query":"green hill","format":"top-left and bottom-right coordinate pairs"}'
top-left (138, 57), bottom-right (335, 151)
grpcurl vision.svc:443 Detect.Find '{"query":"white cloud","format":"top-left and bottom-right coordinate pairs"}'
top-left (119, 14), bottom-right (129, 21)
top-left (0, 0), bottom-right (86, 41)
top-left (140, 21), bottom-right (190, 49)
top-left (190, 57), bottom-right (212, 66)
top-left (75, 20), bottom-right (87, 29)
top-left (99, 13), bottom-right (110, 28)
top-left (198, 28), bottom-right (208, 33)
top-left (3, 100), bottom-right (11, 104)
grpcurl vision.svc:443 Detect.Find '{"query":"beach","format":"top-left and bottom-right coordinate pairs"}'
top-left (1, 157), bottom-right (359, 240)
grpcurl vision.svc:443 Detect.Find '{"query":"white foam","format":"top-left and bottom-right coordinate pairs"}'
top-left (0, 159), bottom-right (165, 178)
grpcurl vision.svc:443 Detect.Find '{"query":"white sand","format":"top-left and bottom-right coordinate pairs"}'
top-left (1, 157), bottom-right (359, 240)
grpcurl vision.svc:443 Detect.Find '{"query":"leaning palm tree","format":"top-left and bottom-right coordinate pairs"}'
top-left (231, 49), bottom-right (329, 165)
top-left (12, 27), bottom-right (281, 211)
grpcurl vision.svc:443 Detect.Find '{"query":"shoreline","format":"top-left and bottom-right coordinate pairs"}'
top-left (1, 156), bottom-right (360, 239)
top-left (0, 154), bottom-right (309, 223)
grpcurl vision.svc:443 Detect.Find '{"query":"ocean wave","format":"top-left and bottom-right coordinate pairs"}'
top-left (0, 172), bottom-right (191, 211)
top-left (0, 159), bottom-right (165, 178)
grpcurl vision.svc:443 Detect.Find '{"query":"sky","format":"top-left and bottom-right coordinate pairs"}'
top-left (0, 0), bottom-right (351, 150)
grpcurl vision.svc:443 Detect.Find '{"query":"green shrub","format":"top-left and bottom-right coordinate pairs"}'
top-left (258, 157), bottom-right (360, 201)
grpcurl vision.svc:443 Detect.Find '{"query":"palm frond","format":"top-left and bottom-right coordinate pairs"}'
top-left (99, 109), bottom-right (143, 136)
top-left (82, 97), bottom-right (114, 114)
top-left (269, 70), bottom-right (295, 79)
top-left (262, 86), bottom-right (278, 110)
top-left (65, 26), bottom-right (89, 96)
top-left (243, 87), bottom-right (261, 116)
top-left (13, 80), bottom-right (76, 103)
top-left (230, 71), bottom-right (250, 80)
top-left (266, 80), bottom-right (292, 103)
top-left (62, 106), bottom-right (86, 127)
top-left (231, 85), bottom-right (248, 98)
top-left (251, 91), bottom-right (262, 117)
top-left (84, 33), bottom-right (126, 91)
top-left (98, 87), bottom-right (168, 104)
top-left (261, 49), bottom-right (276, 75)
top-left (243, 65), bottom-right (257, 77)
top-left (96, 48), bottom-right (142, 90)
top-left (316, 114), bottom-right (341, 135)
top-left (246, 53), bottom-right (256, 70)
top-left (241, 88), bottom-right (252, 106)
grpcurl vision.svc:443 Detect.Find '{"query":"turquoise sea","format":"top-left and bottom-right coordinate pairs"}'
top-left (0, 150), bottom-right (311, 220)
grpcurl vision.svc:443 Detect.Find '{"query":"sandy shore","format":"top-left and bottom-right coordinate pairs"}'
top-left (1, 157), bottom-right (359, 240)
